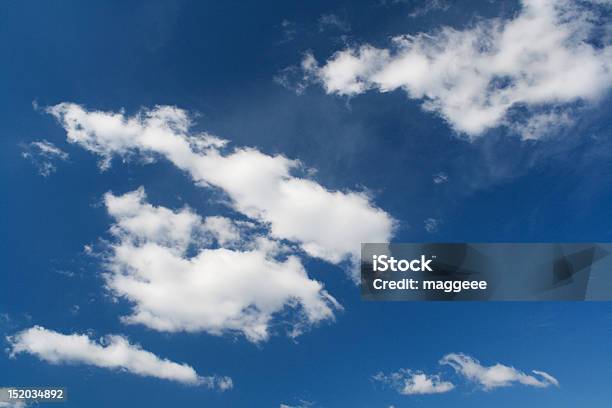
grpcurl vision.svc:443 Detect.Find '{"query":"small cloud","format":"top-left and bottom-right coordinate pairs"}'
top-left (432, 172), bottom-right (448, 184)
top-left (373, 369), bottom-right (454, 395)
top-left (274, 65), bottom-right (309, 95)
top-left (275, 52), bottom-right (318, 95)
top-left (216, 376), bottom-right (234, 391)
top-left (440, 353), bottom-right (559, 390)
top-left (55, 269), bottom-right (76, 278)
top-left (21, 140), bottom-right (68, 177)
top-left (424, 218), bottom-right (441, 233)
top-left (280, 400), bottom-right (314, 408)
top-left (318, 14), bottom-right (350, 32)
top-left (279, 19), bottom-right (298, 43)
top-left (408, 0), bottom-right (450, 18)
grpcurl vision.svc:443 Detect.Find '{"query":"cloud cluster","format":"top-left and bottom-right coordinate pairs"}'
top-left (440, 353), bottom-right (560, 390)
top-left (373, 369), bottom-right (455, 395)
top-left (21, 140), bottom-right (68, 177)
top-left (103, 187), bottom-right (340, 342)
top-left (47, 103), bottom-right (394, 271)
top-left (25, 100), bottom-right (394, 386)
top-left (7, 326), bottom-right (231, 389)
top-left (302, 0), bottom-right (612, 138)
top-left (375, 353), bottom-right (558, 396)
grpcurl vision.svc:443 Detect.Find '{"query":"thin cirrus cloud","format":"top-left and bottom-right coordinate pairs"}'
top-left (300, 0), bottom-right (612, 138)
top-left (21, 139), bottom-right (69, 177)
top-left (103, 187), bottom-right (340, 342)
top-left (6, 326), bottom-right (232, 389)
top-left (46, 103), bottom-right (395, 273)
top-left (440, 353), bottom-right (560, 390)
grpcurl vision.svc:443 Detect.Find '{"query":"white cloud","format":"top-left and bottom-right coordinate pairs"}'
top-left (21, 140), bottom-right (68, 176)
top-left (105, 187), bottom-right (202, 252)
top-left (303, 0), bottom-right (612, 138)
top-left (103, 188), bottom-right (340, 342)
top-left (202, 216), bottom-right (241, 245)
top-left (373, 369), bottom-right (455, 395)
top-left (47, 103), bottom-right (394, 272)
top-left (440, 353), bottom-right (559, 390)
top-left (6, 326), bottom-right (231, 389)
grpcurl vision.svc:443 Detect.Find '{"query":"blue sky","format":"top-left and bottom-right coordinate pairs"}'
top-left (2, 0), bottom-right (612, 407)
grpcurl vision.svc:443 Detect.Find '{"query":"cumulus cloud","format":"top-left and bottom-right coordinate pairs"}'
top-left (440, 353), bottom-right (560, 390)
top-left (6, 326), bottom-right (231, 388)
top-left (21, 140), bottom-right (68, 176)
top-left (303, 0), bottom-right (612, 138)
top-left (373, 369), bottom-right (455, 395)
top-left (47, 103), bottom-right (394, 272)
top-left (103, 187), bottom-right (340, 342)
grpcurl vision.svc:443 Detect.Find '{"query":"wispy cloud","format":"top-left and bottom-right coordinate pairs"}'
top-left (424, 218), bottom-right (441, 233)
top-left (280, 400), bottom-right (314, 408)
top-left (7, 326), bottom-right (232, 389)
top-left (318, 14), bottom-right (350, 32)
top-left (279, 19), bottom-right (298, 43)
top-left (21, 140), bottom-right (68, 177)
top-left (408, 0), bottom-right (450, 18)
top-left (432, 172), bottom-right (448, 184)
